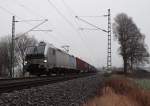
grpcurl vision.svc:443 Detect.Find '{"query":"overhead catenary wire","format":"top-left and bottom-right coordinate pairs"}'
top-left (61, 0), bottom-right (97, 66)
top-left (17, 19), bottom-right (47, 22)
top-left (0, 4), bottom-right (62, 44)
top-left (61, 0), bottom-right (96, 65)
top-left (77, 16), bottom-right (106, 18)
top-left (0, 0), bottom-right (97, 66)
top-left (47, 0), bottom-right (77, 30)
top-left (0, 6), bottom-right (18, 17)
top-left (47, 0), bottom-right (91, 49)
top-left (1, 0), bottom-right (91, 55)
top-left (15, 19), bottom-right (48, 40)
top-left (2, 8), bottom-right (66, 73)
top-left (0, 5), bottom-right (42, 29)
top-left (61, 0), bottom-right (109, 68)
top-left (76, 9), bottom-right (112, 70)
top-left (14, 0), bottom-right (73, 46)
top-left (75, 16), bottom-right (108, 33)
top-left (14, 0), bottom-right (44, 19)
top-left (0, 1), bottom-right (83, 49)
top-left (0, 2), bottom-right (76, 54)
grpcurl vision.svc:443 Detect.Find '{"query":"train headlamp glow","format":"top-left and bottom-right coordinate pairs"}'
top-left (24, 61), bottom-right (27, 65)
top-left (43, 59), bottom-right (47, 63)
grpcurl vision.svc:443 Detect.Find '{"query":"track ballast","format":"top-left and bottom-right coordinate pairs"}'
top-left (0, 73), bottom-right (96, 94)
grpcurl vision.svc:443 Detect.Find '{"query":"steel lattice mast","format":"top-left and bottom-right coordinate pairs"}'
top-left (76, 9), bottom-right (112, 71)
top-left (107, 9), bottom-right (112, 71)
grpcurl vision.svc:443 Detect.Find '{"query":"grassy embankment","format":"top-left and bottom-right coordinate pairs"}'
top-left (83, 74), bottom-right (150, 106)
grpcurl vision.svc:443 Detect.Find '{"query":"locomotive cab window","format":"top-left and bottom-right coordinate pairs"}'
top-left (37, 45), bottom-right (45, 55)
top-left (26, 46), bottom-right (36, 55)
top-left (52, 50), bottom-right (55, 55)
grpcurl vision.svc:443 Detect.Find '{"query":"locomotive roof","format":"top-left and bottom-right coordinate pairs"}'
top-left (34, 41), bottom-right (75, 58)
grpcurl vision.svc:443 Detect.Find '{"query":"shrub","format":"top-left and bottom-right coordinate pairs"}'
top-left (83, 87), bottom-right (139, 106)
top-left (83, 77), bottom-right (150, 106)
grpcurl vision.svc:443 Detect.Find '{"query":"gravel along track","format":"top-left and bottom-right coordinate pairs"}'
top-left (0, 73), bottom-right (102, 106)
top-left (0, 73), bottom-right (95, 93)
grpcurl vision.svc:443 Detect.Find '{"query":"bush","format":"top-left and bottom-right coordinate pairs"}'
top-left (83, 77), bottom-right (150, 106)
top-left (83, 87), bottom-right (139, 106)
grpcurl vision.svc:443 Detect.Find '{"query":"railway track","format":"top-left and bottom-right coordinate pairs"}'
top-left (0, 73), bottom-right (96, 94)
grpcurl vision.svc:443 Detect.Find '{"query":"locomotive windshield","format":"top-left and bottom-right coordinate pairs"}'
top-left (37, 45), bottom-right (45, 54)
top-left (26, 46), bottom-right (37, 55)
top-left (26, 44), bottom-right (46, 59)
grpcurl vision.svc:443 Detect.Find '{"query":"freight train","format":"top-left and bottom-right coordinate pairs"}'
top-left (25, 42), bottom-right (97, 76)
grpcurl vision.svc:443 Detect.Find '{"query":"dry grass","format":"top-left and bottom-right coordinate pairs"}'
top-left (83, 76), bottom-right (150, 106)
top-left (83, 87), bottom-right (139, 106)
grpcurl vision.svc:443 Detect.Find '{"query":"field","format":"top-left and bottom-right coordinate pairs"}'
top-left (83, 74), bottom-right (150, 106)
top-left (135, 79), bottom-right (150, 90)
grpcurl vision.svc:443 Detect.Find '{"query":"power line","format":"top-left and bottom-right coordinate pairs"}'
top-left (47, 0), bottom-right (89, 46)
top-left (0, 5), bottom-right (61, 43)
top-left (15, 19), bottom-right (49, 40)
top-left (0, 6), bottom-right (18, 16)
top-left (1, 1), bottom-right (96, 66)
top-left (75, 9), bottom-right (112, 70)
top-left (0, 4), bottom-right (62, 44)
top-left (14, 0), bottom-right (44, 19)
top-left (61, 0), bottom-right (77, 15)
top-left (77, 16), bottom-right (106, 18)
top-left (1, 4), bottom-right (72, 52)
top-left (61, 0), bottom-right (96, 65)
top-left (17, 19), bottom-right (46, 22)
top-left (13, 0), bottom-right (73, 47)
top-left (76, 16), bottom-right (107, 32)
top-left (1, 0), bottom-right (91, 57)
top-left (47, 0), bottom-right (77, 31)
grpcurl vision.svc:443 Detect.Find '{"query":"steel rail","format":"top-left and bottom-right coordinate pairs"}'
top-left (0, 73), bottom-right (96, 93)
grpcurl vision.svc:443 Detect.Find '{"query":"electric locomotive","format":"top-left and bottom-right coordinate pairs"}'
top-left (25, 41), bottom-right (96, 76)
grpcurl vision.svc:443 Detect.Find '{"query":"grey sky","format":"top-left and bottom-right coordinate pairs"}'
top-left (0, 0), bottom-right (150, 68)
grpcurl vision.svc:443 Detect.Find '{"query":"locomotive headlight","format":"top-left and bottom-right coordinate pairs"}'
top-left (24, 61), bottom-right (27, 65)
top-left (43, 59), bottom-right (47, 63)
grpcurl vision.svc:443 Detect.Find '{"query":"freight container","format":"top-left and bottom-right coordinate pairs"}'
top-left (76, 57), bottom-right (88, 72)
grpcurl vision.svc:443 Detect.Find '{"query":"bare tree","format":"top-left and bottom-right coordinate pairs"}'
top-left (0, 36), bottom-right (15, 77)
top-left (15, 34), bottom-right (37, 76)
top-left (113, 13), bottom-right (133, 73)
top-left (0, 34), bottom-right (37, 77)
top-left (113, 13), bottom-right (149, 73)
top-left (129, 34), bottom-right (149, 69)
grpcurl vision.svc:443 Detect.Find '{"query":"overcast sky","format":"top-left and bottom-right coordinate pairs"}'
top-left (0, 0), bottom-right (150, 68)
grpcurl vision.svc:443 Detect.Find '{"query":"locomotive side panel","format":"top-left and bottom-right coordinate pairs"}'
top-left (46, 47), bottom-right (56, 69)
top-left (55, 49), bottom-right (69, 68)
